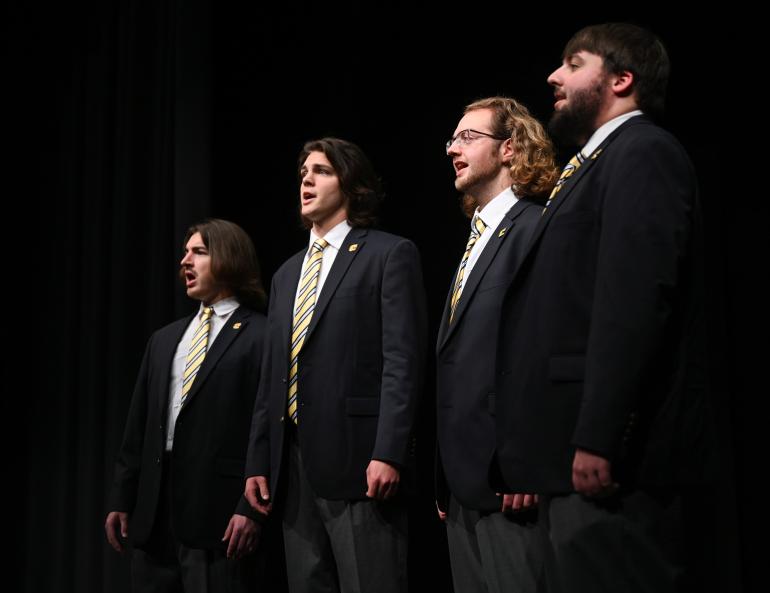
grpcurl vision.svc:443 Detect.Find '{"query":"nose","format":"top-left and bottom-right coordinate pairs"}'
top-left (180, 250), bottom-right (192, 266)
top-left (302, 171), bottom-right (314, 186)
top-left (547, 66), bottom-right (563, 87)
top-left (446, 138), bottom-right (461, 157)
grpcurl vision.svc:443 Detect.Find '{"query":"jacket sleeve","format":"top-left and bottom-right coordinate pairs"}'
top-left (108, 335), bottom-right (154, 512)
top-left (372, 239), bottom-right (427, 466)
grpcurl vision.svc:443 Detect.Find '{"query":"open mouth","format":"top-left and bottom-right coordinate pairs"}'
top-left (454, 161), bottom-right (468, 175)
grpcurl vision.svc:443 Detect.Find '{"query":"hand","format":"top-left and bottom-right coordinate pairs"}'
top-left (366, 460), bottom-right (400, 500)
top-left (498, 493), bottom-right (538, 514)
top-left (222, 514), bottom-right (260, 560)
top-left (244, 476), bottom-right (272, 515)
top-left (435, 500), bottom-right (447, 521)
top-left (572, 448), bottom-right (619, 497)
top-left (105, 511), bottom-right (129, 553)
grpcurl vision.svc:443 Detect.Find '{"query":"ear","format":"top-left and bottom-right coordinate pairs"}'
top-left (500, 137), bottom-right (515, 164)
top-left (611, 70), bottom-right (634, 97)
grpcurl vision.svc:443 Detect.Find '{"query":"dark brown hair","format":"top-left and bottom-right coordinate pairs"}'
top-left (298, 137), bottom-right (384, 228)
top-left (563, 23), bottom-right (670, 119)
top-left (181, 219), bottom-right (266, 312)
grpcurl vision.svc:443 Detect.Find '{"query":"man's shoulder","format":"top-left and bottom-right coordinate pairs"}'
top-left (358, 228), bottom-right (415, 251)
top-left (611, 116), bottom-right (686, 155)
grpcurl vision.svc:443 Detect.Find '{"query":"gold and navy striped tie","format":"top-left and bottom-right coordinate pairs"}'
top-left (543, 151), bottom-right (585, 212)
top-left (288, 238), bottom-right (328, 424)
top-left (181, 306), bottom-right (213, 404)
top-left (450, 214), bottom-right (486, 323)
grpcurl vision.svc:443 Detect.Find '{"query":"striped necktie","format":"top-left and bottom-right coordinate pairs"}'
top-left (449, 214), bottom-right (486, 323)
top-left (543, 151), bottom-right (585, 212)
top-left (181, 306), bottom-right (213, 404)
top-left (288, 238), bottom-right (328, 424)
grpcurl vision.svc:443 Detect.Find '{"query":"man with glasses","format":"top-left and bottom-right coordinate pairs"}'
top-left (436, 97), bottom-right (559, 593)
top-left (244, 138), bottom-right (427, 593)
top-left (495, 24), bottom-right (714, 592)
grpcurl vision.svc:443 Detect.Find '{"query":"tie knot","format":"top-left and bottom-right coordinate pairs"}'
top-left (201, 306), bottom-right (213, 320)
top-left (568, 151), bottom-right (585, 168)
top-left (471, 214), bottom-right (487, 236)
top-left (312, 238), bottom-right (328, 252)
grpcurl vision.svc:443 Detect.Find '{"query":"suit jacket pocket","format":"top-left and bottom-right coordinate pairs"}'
top-left (548, 355), bottom-right (585, 382)
top-left (215, 457), bottom-right (246, 477)
top-left (477, 271), bottom-right (516, 293)
top-left (346, 397), bottom-right (380, 416)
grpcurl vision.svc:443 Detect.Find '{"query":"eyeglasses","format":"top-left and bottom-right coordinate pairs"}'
top-left (446, 129), bottom-right (508, 153)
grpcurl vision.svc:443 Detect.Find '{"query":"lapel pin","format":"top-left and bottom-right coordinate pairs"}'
top-left (348, 243), bottom-right (358, 252)
top-left (498, 227), bottom-right (507, 237)
top-left (591, 148), bottom-right (603, 160)
top-left (232, 322), bottom-right (242, 329)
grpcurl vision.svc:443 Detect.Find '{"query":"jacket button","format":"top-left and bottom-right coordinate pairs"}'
top-left (156, 457), bottom-right (161, 464)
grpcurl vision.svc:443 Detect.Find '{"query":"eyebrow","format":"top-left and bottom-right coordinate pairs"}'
top-left (301, 163), bottom-right (335, 173)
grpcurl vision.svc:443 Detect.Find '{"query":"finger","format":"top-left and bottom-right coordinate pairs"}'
top-left (366, 476), bottom-right (378, 498)
top-left (227, 528), bottom-right (240, 559)
top-left (258, 478), bottom-right (271, 502)
top-left (119, 514), bottom-right (129, 538)
top-left (245, 484), bottom-right (258, 509)
top-left (105, 524), bottom-right (122, 552)
top-left (597, 465), bottom-right (613, 488)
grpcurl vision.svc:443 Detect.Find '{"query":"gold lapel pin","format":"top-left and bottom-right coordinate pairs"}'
top-left (498, 227), bottom-right (508, 237)
top-left (232, 322), bottom-right (242, 329)
top-left (591, 148), bottom-right (603, 160)
top-left (348, 243), bottom-right (358, 252)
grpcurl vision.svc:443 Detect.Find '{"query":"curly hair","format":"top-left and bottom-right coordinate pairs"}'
top-left (467, 96), bottom-right (559, 197)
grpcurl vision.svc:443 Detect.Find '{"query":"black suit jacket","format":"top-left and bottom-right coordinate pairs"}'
top-left (246, 227), bottom-right (427, 501)
top-left (435, 199), bottom-right (542, 512)
top-left (109, 306), bottom-right (266, 549)
top-left (495, 116), bottom-right (714, 494)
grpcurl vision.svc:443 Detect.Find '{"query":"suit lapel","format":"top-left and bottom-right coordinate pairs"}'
top-left (438, 201), bottom-right (527, 351)
top-left (278, 251), bottom-right (306, 370)
top-left (157, 315), bottom-right (195, 420)
top-left (521, 118), bottom-right (641, 267)
top-left (304, 227), bottom-right (367, 345)
top-left (181, 306), bottom-right (250, 408)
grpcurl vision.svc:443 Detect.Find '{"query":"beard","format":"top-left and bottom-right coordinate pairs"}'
top-left (548, 77), bottom-right (606, 148)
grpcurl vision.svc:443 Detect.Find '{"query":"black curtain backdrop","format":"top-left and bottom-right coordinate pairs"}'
top-left (8, 1), bottom-right (758, 591)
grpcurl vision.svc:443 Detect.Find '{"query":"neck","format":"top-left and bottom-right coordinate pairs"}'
top-left (469, 174), bottom-right (512, 211)
top-left (312, 210), bottom-right (347, 237)
top-left (593, 99), bottom-right (639, 133)
top-left (201, 292), bottom-right (232, 307)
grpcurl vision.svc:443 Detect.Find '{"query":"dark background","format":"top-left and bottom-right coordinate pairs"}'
top-left (7, 1), bottom-right (758, 591)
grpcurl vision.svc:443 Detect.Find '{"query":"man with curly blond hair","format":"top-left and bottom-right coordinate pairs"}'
top-left (436, 96), bottom-right (558, 593)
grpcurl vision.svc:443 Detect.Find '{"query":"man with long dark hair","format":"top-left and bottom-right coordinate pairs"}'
top-left (106, 219), bottom-right (267, 592)
top-left (245, 138), bottom-right (427, 593)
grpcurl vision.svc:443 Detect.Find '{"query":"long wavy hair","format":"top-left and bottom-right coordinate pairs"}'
top-left (461, 97), bottom-right (559, 217)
